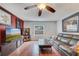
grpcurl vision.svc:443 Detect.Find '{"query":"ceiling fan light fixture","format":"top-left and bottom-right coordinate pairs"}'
top-left (37, 4), bottom-right (46, 10)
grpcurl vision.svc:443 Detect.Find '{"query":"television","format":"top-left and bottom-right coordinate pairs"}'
top-left (6, 26), bottom-right (21, 43)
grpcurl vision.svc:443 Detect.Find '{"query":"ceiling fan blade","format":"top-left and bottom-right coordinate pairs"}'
top-left (46, 5), bottom-right (56, 13)
top-left (38, 10), bottom-right (42, 16)
top-left (24, 5), bottom-right (37, 10)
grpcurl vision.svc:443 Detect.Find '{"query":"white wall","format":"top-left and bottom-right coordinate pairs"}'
top-left (24, 21), bottom-right (57, 40)
top-left (57, 19), bottom-right (62, 33)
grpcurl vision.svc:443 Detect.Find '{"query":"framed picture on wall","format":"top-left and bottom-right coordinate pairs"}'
top-left (0, 9), bottom-right (11, 25)
top-left (35, 26), bottom-right (43, 35)
top-left (62, 14), bottom-right (79, 32)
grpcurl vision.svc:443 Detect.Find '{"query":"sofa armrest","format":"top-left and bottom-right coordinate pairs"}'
top-left (59, 45), bottom-right (76, 55)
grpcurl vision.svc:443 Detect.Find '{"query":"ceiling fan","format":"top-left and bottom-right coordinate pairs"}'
top-left (24, 4), bottom-right (56, 16)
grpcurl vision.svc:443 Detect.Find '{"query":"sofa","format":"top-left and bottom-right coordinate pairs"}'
top-left (53, 33), bottom-right (79, 56)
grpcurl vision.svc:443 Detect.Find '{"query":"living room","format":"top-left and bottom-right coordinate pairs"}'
top-left (0, 2), bottom-right (79, 57)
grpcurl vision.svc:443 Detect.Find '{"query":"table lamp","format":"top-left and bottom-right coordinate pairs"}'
top-left (76, 45), bottom-right (79, 56)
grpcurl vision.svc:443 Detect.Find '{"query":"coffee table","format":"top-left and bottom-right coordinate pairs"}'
top-left (38, 39), bottom-right (52, 54)
top-left (39, 40), bottom-right (52, 48)
top-left (38, 39), bottom-right (61, 56)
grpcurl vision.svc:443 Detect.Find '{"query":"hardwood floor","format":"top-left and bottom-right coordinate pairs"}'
top-left (9, 41), bottom-right (61, 56)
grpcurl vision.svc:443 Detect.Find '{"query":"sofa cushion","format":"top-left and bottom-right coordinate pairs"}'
top-left (54, 40), bottom-right (60, 45)
top-left (54, 40), bottom-right (67, 46)
top-left (59, 45), bottom-right (72, 53)
top-left (60, 38), bottom-right (71, 44)
top-left (69, 39), bottom-right (78, 46)
top-left (57, 37), bottom-right (61, 40)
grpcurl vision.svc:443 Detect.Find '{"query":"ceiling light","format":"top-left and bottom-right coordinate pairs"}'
top-left (37, 4), bottom-right (46, 10)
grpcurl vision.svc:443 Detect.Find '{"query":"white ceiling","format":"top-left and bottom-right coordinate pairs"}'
top-left (0, 3), bottom-right (79, 21)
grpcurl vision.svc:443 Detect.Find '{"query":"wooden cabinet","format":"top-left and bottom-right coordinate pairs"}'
top-left (1, 38), bottom-right (23, 56)
top-left (20, 20), bottom-right (24, 29)
top-left (23, 28), bottom-right (31, 42)
top-left (0, 24), bottom-right (6, 52)
top-left (11, 15), bottom-right (17, 28)
top-left (0, 24), bottom-right (6, 44)
top-left (11, 15), bottom-right (24, 35)
top-left (20, 20), bottom-right (24, 35)
top-left (1, 41), bottom-right (17, 56)
top-left (0, 6), bottom-right (24, 55)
